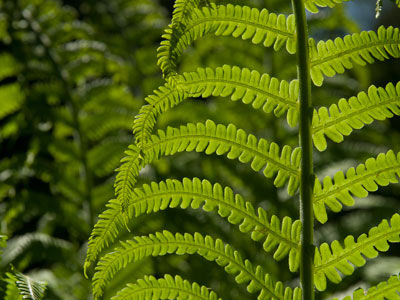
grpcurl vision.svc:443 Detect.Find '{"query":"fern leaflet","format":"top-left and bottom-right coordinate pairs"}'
top-left (313, 150), bottom-right (400, 224)
top-left (314, 213), bottom-right (400, 291)
top-left (85, 178), bottom-right (301, 273)
top-left (334, 273), bottom-right (400, 300)
top-left (312, 81), bottom-right (400, 151)
top-left (304, 0), bottom-right (351, 13)
top-left (309, 26), bottom-right (400, 86)
top-left (133, 65), bottom-right (299, 148)
top-left (157, 4), bottom-right (296, 79)
top-left (92, 231), bottom-right (301, 300)
top-left (12, 271), bottom-right (47, 300)
top-left (119, 120), bottom-right (301, 210)
top-left (112, 274), bottom-right (221, 300)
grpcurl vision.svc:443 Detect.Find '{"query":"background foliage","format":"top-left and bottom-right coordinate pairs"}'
top-left (0, 0), bottom-right (399, 299)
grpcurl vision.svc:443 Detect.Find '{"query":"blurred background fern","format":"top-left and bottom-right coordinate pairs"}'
top-left (0, 0), bottom-right (399, 299)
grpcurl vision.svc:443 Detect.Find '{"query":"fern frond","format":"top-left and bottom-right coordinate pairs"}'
top-left (304, 0), bottom-right (351, 13)
top-left (314, 213), bottom-right (400, 291)
top-left (113, 145), bottom-right (142, 211)
top-left (172, 0), bottom-right (205, 26)
top-left (158, 4), bottom-right (296, 79)
top-left (310, 26), bottom-right (400, 86)
top-left (1, 233), bottom-right (72, 266)
top-left (12, 271), bottom-right (47, 300)
top-left (312, 81), bottom-right (400, 151)
top-left (122, 120), bottom-right (300, 210)
top-left (334, 273), bottom-right (400, 300)
top-left (85, 178), bottom-right (301, 273)
top-left (133, 65), bottom-right (299, 148)
top-left (313, 150), bottom-right (400, 224)
top-left (112, 274), bottom-right (221, 300)
top-left (93, 231), bottom-right (301, 300)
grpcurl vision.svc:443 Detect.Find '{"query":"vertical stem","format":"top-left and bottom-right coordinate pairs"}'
top-left (291, 1), bottom-right (314, 300)
top-left (22, 10), bottom-right (95, 229)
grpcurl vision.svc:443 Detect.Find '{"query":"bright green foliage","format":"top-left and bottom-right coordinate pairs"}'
top-left (5, 273), bottom-right (23, 300)
top-left (314, 213), bottom-right (400, 291)
top-left (313, 150), bottom-right (400, 224)
top-left (119, 120), bottom-right (301, 210)
top-left (133, 65), bottom-right (299, 148)
top-left (309, 26), bottom-right (400, 86)
top-left (333, 273), bottom-right (400, 300)
top-left (92, 231), bottom-right (301, 300)
top-left (312, 81), bottom-right (400, 151)
top-left (112, 274), bottom-right (221, 300)
top-left (157, 4), bottom-right (296, 79)
top-left (86, 178), bottom-right (301, 272)
top-left (303, 0), bottom-right (351, 13)
top-left (88, 0), bottom-right (400, 299)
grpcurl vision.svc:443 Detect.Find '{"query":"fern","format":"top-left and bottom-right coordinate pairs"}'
top-left (334, 273), bottom-right (400, 300)
top-left (313, 150), bottom-right (400, 224)
top-left (112, 274), bottom-right (221, 300)
top-left (303, 0), bottom-right (351, 13)
top-left (133, 65), bottom-right (299, 148)
top-left (158, 4), bottom-right (296, 79)
top-left (13, 271), bottom-right (47, 300)
top-left (309, 26), bottom-right (400, 86)
top-left (312, 81), bottom-right (400, 151)
top-left (314, 213), bottom-right (400, 291)
top-left (88, 0), bottom-right (400, 299)
top-left (86, 177), bottom-right (301, 272)
top-left (118, 120), bottom-right (301, 211)
top-left (93, 231), bottom-right (301, 300)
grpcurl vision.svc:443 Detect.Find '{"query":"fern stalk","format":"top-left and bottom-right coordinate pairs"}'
top-left (22, 8), bottom-right (95, 228)
top-left (291, 0), bottom-right (314, 299)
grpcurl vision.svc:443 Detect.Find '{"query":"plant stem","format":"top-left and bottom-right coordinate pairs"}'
top-left (291, 1), bottom-right (315, 299)
top-left (23, 10), bottom-right (95, 229)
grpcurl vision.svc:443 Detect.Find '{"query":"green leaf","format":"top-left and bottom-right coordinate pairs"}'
top-left (313, 150), bottom-right (400, 224)
top-left (310, 26), bottom-right (400, 86)
top-left (92, 231), bottom-right (301, 300)
top-left (85, 178), bottom-right (301, 273)
top-left (304, 0), bottom-right (351, 13)
top-left (112, 274), bottom-right (221, 300)
top-left (314, 213), bottom-right (400, 291)
top-left (158, 4), bottom-right (296, 79)
top-left (123, 120), bottom-right (300, 211)
top-left (7, 270), bottom-right (47, 300)
top-left (332, 273), bottom-right (400, 300)
top-left (133, 65), bottom-right (299, 149)
top-left (312, 81), bottom-right (400, 151)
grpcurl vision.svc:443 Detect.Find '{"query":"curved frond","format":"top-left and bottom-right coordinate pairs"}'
top-left (133, 65), bottom-right (299, 148)
top-left (121, 120), bottom-right (300, 210)
top-left (304, 0), bottom-right (351, 13)
top-left (85, 178), bottom-right (301, 273)
top-left (334, 273), bottom-right (400, 300)
top-left (112, 274), bottom-right (221, 300)
top-left (93, 231), bottom-right (302, 300)
top-left (1, 233), bottom-right (72, 267)
top-left (113, 145), bottom-right (142, 209)
top-left (172, 0), bottom-right (206, 26)
top-left (312, 81), bottom-right (400, 151)
top-left (158, 4), bottom-right (296, 79)
top-left (313, 150), bottom-right (400, 224)
top-left (14, 271), bottom-right (47, 300)
top-left (314, 213), bottom-right (400, 291)
top-left (310, 26), bottom-right (400, 86)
